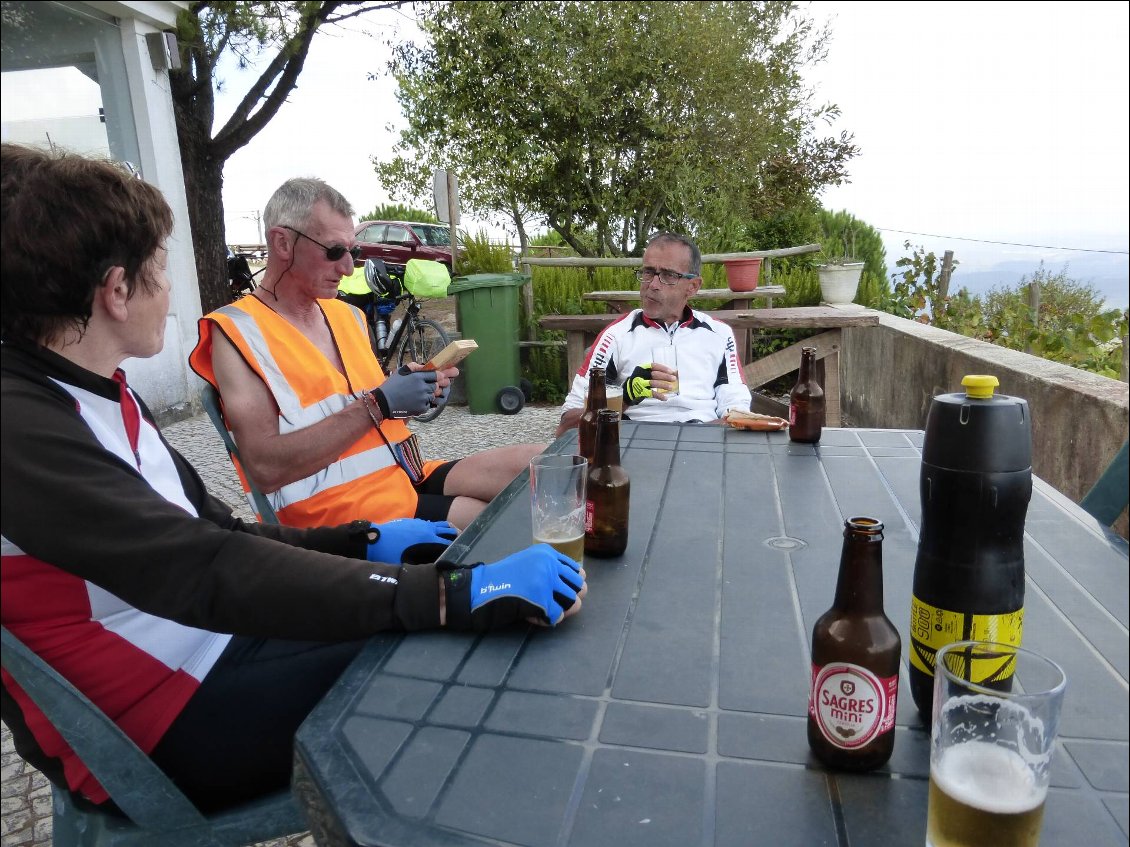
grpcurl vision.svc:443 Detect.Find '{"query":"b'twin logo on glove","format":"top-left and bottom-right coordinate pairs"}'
top-left (479, 581), bottom-right (512, 595)
top-left (369, 574), bottom-right (399, 585)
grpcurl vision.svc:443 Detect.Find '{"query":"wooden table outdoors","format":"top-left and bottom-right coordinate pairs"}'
top-left (539, 306), bottom-right (881, 426)
top-left (292, 423), bottom-right (1129, 847)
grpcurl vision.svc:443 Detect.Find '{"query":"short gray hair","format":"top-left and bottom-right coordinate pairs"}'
top-left (262, 177), bottom-right (354, 232)
top-left (646, 231), bottom-right (701, 276)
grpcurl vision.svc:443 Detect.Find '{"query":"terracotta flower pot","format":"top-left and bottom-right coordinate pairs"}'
top-left (817, 263), bottom-right (864, 304)
top-left (724, 257), bottom-right (762, 291)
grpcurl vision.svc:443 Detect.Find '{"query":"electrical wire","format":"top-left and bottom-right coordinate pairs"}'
top-left (876, 228), bottom-right (1129, 255)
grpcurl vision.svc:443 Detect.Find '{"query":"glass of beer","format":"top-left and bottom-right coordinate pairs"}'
top-left (927, 640), bottom-right (1066, 847)
top-left (529, 454), bottom-right (587, 565)
top-left (605, 383), bottom-right (624, 415)
top-left (651, 345), bottom-right (679, 395)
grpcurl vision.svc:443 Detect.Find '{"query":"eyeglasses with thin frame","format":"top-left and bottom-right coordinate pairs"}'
top-left (635, 266), bottom-right (698, 286)
top-left (282, 225), bottom-right (362, 263)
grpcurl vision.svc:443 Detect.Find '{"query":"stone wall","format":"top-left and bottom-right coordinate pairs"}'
top-left (840, 312), bottom-right (1129, 537)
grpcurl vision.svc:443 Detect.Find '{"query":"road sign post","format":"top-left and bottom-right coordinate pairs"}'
top-left (433, 169), bottom-right (461, 274)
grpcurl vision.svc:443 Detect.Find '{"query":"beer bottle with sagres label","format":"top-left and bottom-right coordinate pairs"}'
top-left (807, 517), bottom-right (901, 771)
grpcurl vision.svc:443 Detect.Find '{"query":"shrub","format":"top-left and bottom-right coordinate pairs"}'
top-left (523, 265), bottom-right (638, 401)
top-left (457, 229), bottom-right (514, 274)
top-left (817, 209), bottom-right (888, 283)
top-left (360, 203), bottom-right (437, 223)
top-left (886, 247), bottom-right (1127, 379)
top-left (977, 265), bottom-right (1127, 378)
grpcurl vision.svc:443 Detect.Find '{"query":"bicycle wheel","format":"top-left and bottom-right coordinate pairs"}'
top-left (398, 318), bottom-right (451, 422)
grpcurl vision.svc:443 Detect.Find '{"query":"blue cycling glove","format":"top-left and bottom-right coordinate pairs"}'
top-left (366, 519), bottom-right (458, 565)
top-left (372, 366), bottom-right (440, 419)
top-left (438, 545), bottom-right (584, 631)
top-left (622, 364), bottom-right (655, 406)
top-left (434, 380), bottom-right (451, 405)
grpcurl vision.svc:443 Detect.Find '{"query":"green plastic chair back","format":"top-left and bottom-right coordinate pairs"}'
top-left (1, 626), bottom-right (305, 847)
top-left (200, 385), bottom-right (279, 524)
top-left (1080, 440), bottom-right (1129, 527)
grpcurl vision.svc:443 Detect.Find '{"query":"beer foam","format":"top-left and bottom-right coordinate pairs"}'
top-left (932, 741), bottom-right (1046, 815)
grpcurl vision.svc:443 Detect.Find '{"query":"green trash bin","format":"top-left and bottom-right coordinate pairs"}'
top-left (447, 273), bottom-right (529, 415)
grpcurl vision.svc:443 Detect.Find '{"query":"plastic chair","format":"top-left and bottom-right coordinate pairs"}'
top-left (1080, 440), bottom-right (1129, 527)
top-left (1, 626), bottom-right (306, 847)
top-left (200, 384), bottom-right (279, 524)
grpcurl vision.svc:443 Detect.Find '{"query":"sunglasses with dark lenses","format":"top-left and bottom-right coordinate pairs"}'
top-left (282, 225), bottom-right (362, 263)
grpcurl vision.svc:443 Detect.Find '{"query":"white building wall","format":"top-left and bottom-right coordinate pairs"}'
top-left (113, 13), bottom-right (202, 421)
top-left (2, 1), bottom-right (201, 422)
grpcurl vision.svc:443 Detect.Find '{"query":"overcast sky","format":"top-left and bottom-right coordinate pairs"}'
top-left (217, 1), bottom-right (1129, 276)
top-left (805, 1), bottom-right (1129, 266)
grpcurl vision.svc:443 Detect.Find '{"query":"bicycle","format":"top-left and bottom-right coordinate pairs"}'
top-left (340, 259), bottom-right (451, 422)
top-left (227, 249), bottom-right (261, 300)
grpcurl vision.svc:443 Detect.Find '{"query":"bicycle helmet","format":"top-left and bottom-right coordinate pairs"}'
top-left (364, 258), bottom-right (402, 299)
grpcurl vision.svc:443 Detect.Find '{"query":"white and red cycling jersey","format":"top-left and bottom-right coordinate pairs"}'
top-left (561, 307), bottom-right (752, 423)
top-left (1, 342), bottom-right (438, 805)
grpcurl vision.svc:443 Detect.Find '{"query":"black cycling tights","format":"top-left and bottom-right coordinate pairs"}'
top-left (149, 635), bottom-right (366, 811)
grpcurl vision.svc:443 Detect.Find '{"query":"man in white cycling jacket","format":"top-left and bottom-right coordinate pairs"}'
top-left (556, 232), bottom-right (752, 434)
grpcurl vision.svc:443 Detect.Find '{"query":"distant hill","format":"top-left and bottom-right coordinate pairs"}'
top-left (880, 235), bottom-right (1128, 310)
top-left (951, 267), bottom-right (1128, 311)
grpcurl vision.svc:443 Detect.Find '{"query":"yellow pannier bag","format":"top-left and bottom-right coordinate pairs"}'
top-left (403, 259), bottom-right (451, 298)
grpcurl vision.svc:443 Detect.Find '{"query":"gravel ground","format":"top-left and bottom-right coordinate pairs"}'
top-left (1, 402), bottom-right (562, 847)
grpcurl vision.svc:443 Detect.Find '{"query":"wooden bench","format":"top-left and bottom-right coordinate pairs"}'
top-left (583, 287), bottom-right (786, 355)
top-left (538, 306), bottom-right (880, 426)
top-left (583, 286), bottom-right (786, 311)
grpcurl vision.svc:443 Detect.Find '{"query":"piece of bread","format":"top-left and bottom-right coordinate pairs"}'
top-left (723, 409), bottom-right (789, 431)
top-left (424, 339), bottom-right (478, 370)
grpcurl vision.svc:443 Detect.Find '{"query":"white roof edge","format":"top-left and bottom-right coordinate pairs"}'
top-left (82, 1), bottom-right (190, 30)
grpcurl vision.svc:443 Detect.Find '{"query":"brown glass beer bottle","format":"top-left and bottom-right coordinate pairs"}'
top-left (807, 517), bottom-right (901, 771)
top-left (584, 409), bottom-right (629, 558)
top-left (578, 366), bottom-right (607, 463)
top-left (789, 346), bottom-right (825, 443)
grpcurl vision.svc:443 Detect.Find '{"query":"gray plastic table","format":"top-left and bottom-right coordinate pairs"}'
top-left (293, 423), bottom-right (1129, 846)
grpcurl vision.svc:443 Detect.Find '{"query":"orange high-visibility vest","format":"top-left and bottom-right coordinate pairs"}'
top-left (189, 296), bottom-right (444, 527)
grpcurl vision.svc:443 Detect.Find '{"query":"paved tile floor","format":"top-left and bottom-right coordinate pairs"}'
top-left (1, 402), bottom-right (561, 846)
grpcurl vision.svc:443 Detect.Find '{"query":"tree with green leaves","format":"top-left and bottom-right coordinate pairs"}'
top-left (377, 1), bottom-right (857, 257)
top-left (170, 1), bottom-right (401, 313)
top-left (890, 242), bottom-right (963, 326)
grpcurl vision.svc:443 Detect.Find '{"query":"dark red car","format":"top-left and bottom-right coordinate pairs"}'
top-left (353, 220), bottom-right (453, 271)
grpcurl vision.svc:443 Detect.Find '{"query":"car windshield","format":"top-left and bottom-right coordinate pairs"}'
top-left (411, 225), bottom-right (451, 247)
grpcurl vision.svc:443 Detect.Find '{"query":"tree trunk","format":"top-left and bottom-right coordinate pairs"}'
top-left (549, 218), bottom-right (594, 257)
top-left (512, 205), bottom-right (529, 254)
top-left (170, 24), bottom-right (230, 317)
top-left (178, 129), bottom-right (228, 315)
top-left (512, 208), bottom-right (535, 342)
top-left (167, 1), bottom-right (372, 316)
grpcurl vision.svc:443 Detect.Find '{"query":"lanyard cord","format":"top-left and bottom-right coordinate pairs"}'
top-left (329, 311), bottom-right (419, 483)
